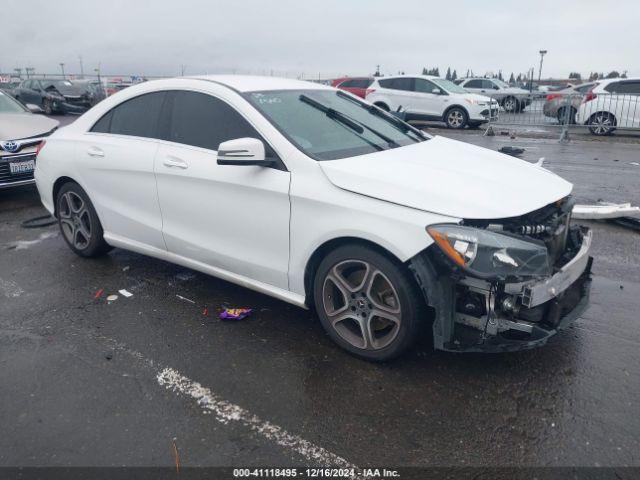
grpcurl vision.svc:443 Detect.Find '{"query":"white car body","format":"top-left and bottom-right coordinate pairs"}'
top-left (35, 75), bottom-right (591, 358)
top-left (575, 77), bottom-right (640, 134)
top-left (365, 75), bottom-right (498, 127)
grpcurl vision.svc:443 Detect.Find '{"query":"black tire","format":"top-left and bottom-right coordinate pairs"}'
top-left (588, 112), bottom-right (616, 136)
top-left (313, 244), bottom-right (426, 361)
top-left (444, 107), bottom-right (468, 129)
top-left (56, 182), bottom-right (112, 257)
top-left (502, 96), bottom-right (518, 113)
top-left (557, 106), bottom-right (576, 125)
top-left (374, 102), bottom-right (390, 112)
top-left (43, 98), bottom-right (54, 115)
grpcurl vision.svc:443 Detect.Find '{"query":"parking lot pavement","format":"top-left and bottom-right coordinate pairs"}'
top-left (1, 130), bottom-right (640, 469)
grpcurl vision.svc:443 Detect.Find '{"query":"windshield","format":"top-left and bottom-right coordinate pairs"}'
top-left (246, 89), bottom-right (427, 160)
top-left (431, 78), bottom-right (468, 94)
top-left (0, 91), bottom-right (28, 113)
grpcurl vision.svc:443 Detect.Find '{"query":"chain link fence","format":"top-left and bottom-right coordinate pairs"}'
top-left (483, 90), bottom-right (640, 139)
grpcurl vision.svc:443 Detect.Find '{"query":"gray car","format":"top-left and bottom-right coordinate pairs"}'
top-left (458, 78), bottom-right (532, 112)
top-left (0, 91), bottom-right (59, 189)
top-left (543, 82), bottom-right (597, 124)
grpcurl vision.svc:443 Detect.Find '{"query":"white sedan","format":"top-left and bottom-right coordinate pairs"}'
top-left (35, 76), bottom-right (593, 360)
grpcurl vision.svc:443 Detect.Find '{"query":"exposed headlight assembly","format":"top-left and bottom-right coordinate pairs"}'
top-left (426, 224), bottom-right (551, 281)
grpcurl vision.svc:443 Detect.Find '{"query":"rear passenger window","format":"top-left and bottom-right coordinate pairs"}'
top-left (91, 92), bottom-right (166, 138)
top-left (607, 81), bottom-right (640, 95)
top-left (465, 80), bottom-right (483, 88)
top-left (165, 91), bottom-right (261, 151)
top-left (379, 78), bottom-right (413, 91)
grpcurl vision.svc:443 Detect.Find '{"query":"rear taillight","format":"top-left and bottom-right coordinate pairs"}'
top-left (546, 93), bottom-right (561, 101)
top-left (365, 88), bottom-right (375, 97)
top-left (583, 91), bottom-right (597, 103)
top-left (35, 140), bottom-right (46, 157)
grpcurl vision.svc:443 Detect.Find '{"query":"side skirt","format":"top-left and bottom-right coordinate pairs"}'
top-left (103, 232), bottom-right (308, 309)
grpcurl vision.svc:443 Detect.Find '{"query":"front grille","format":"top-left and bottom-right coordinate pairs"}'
top-left (0, 153), bottom-right (36, 184)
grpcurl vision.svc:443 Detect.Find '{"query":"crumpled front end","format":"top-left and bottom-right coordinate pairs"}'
top-left (410, 197), bottom-right (593, 352)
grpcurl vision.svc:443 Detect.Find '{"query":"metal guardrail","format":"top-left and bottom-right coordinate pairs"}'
top-left (483, 91), bottom-right (640, 140)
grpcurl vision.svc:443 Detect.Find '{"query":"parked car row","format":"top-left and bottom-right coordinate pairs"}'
top-left (12, 79), bottom-right (103, 115)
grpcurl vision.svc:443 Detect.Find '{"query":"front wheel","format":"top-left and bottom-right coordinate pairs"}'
top-left (503, 96), bottom-right (519, 113)
top-left (43, 98), bottom-right (54, 115)
top-left (313, 245), bottom-right (426, 361)
top-left (56, 182), bottom-right (112, 257)
top-left (445, 107), bottom-right (468, 129)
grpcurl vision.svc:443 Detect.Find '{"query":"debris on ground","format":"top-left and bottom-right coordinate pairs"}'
top-left (20, 215), bottom-right (57, 229)
top-left (202, 307), bottom-right (209, 316)
top-left (106, 294), bottom-right (118, 302)
top-left (630, 162), bottom-right (639, 166)
top-left (573, 203), bottom-right (640, 220)
top-left (118, 289), bottom-right (133, 298)
top-left (534, 157), bottom-right (545, 167)
top-left (499, 146), bottom-right (525, 157)
top-left (172, 437), bottom-right (181, 473)
top-left (219, 308), bottom-right (253, 320)
top-left (610, 217), bottom-right (640, 232)
top-left (176, 294), bottom-right (196, 304)
top-left (94, 288), bottom-right (104, 299)
top-left (105, 353), bottom-right (113, 361)
top-left (122, 266), bottom-right (130, 272)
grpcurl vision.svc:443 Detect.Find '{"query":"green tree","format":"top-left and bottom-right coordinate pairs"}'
top-left (451, 70), bottom-right (457, 81)
top-left (509, 72), bottom-right (515, 84)
top-left (445, 67), bottom-right (451, 80)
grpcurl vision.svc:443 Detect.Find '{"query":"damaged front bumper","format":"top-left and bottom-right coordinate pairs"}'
top-left (409, 227), bottom-right (593, 353)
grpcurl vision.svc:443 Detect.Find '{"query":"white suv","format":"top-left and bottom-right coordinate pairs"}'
top-left (366, 75), bottom-right (498, 129)
top-left (575, 77), bottom-right (640, 135)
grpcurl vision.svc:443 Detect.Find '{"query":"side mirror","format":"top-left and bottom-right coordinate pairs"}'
top-left (25, 103), bottom-right (44, 114)
top-left (217, 138), bottom-right (274, 166)
top-left (493, 85), bottom-right (500, 90)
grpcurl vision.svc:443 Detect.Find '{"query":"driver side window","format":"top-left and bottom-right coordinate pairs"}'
top-left (414, 79), bottom-right (440, 94)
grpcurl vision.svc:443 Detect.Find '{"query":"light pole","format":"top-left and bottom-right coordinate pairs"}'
top-left (78, 55), bottom-right (84, 77)
top-left (59, 62), bottom-right (66, 78)
top-left (538, 50), bottom-right (547, 82)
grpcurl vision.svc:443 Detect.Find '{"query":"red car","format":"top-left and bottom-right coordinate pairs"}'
top-left (331, 77), bottom-right (374, 99)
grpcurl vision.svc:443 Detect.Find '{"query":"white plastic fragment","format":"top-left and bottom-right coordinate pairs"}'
top-left (106, 294), bottom-right (118, 302)
top-left (118, 289), bottom-right (134, 298)
top-left (573, 203), bottom-right (640, 220)
top-left (176, 294), bottom-right (196, 304)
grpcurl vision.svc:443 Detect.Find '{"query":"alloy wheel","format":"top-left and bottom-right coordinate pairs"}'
top-left (447, 110), bottom-right (465, 128)
top-left (322, 259), bottom-right (402, 351)
top-left (504, 97), bottom-right (516, 112)
top-left (58, 191), bottom-right (92, 250)
top-left (590, 113), bottom-right (614, 135)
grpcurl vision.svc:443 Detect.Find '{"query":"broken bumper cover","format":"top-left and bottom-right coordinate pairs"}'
top-left (409, 228), bottom-right (593, 353)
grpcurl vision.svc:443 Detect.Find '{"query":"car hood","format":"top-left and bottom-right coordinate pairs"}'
top-left (318, 136), bottom-right (572, 219)
top-left (0, 113), bottom-right (59, 140)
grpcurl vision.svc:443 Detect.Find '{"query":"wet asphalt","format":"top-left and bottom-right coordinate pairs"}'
top-left (1, 118), bottom-right (639, 470)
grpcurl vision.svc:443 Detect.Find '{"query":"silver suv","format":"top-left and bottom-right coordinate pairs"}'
top-left (457, 78), bottom-right (531, 113)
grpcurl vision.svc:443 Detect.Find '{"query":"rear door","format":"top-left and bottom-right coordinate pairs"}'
top-left (378, 77), bottom-right (415, 112)
top-left (154, 90), bottom-right (291, 289)
top-left (606, 80), bottom-right (640, 127)
top-left (80, 91), bottom-right (167, 250)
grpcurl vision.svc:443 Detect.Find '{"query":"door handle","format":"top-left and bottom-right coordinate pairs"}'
top-left (163, 156), bottom-right (189, 169)
top-left (87, 147), bottom-right (104, 157)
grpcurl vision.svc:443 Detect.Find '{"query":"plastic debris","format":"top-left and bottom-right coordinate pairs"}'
top-left (122, 266), bottom-right (130, 272)
top-left (573, 203), bottom-right (640, 220)
top-left (630, 162), bottom-right (639, 166)
top-left (94, 288), bottom-right (104, 299)
top-left (499, 146), bottom-right (525, 157)
top-left (202, 307), bottom-right (209, 316)
top-left (176, 294), bottom-right (196, 304)
top-left (118, 289), bottom-right (133, 298)
top-left (534, 157), bottom-right (545, 167)
top-left (219, 308), bottom-right (253, 320)
top-left (106, 294), bottom-right (118, 302)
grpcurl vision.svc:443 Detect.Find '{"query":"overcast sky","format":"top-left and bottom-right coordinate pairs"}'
top-left (2, 0), bottom-right (637, 80)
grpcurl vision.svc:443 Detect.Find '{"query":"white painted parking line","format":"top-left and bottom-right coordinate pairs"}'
top-left (157, 367), bottom-right (360, 471)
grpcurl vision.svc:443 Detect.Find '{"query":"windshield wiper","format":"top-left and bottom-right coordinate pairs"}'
top-left (299, 94), bottom-right (399, 149)
top-left (335, 90), bottom-right (428, 141)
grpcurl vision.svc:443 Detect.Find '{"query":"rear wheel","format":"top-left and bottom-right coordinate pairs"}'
top-left (56, 182), bottom-right (112, 257)
top-left (557, 106), bottom-right (576, 124)
top-left (445, 107), bottom-right (468, 129)
top-left (313, 245), bottom-right (426, 361)
top-left (588, 112), bottom-right (616, 135)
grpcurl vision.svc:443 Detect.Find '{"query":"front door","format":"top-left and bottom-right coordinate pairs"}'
top-left (154, 90), bottom-right (291, 289)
